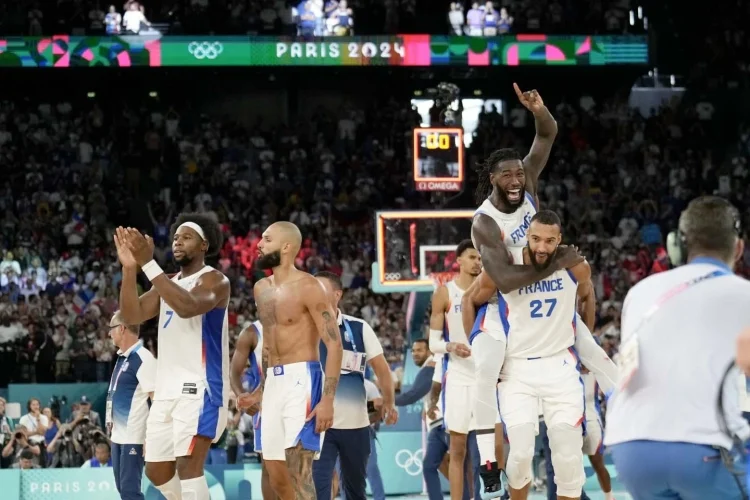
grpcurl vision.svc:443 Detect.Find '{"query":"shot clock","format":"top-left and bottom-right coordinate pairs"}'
top-left (412, 127), bottom-right (464, 192)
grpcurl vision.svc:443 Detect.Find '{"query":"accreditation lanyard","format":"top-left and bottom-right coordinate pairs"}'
top-left (343, 319), bottom-right (358, 353)
top-left (341, 318), bottom-right (367, 375)
top-left (109, 342), bottom-right (142, 395)
top-left (618, 268), bottom-right (729, 391)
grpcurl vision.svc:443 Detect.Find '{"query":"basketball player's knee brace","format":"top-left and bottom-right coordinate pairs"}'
top-left (547, 424), bottom-right (585, 498)
top-left (504, 423), bottom-right (535, 490)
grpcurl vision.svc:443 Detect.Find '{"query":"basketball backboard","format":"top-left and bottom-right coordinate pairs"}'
top-left (371, 209), bottom-right (474, 293)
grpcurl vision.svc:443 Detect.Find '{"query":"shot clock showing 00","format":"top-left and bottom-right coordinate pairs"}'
top-left (412, 127), bottom-right (464, 192)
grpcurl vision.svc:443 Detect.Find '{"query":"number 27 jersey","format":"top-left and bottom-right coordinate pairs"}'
top-left (500, 267), bottom-right (579, 359)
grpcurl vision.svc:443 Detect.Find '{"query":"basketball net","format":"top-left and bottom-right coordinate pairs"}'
top-left (428, 271), bottom-right (458, 289)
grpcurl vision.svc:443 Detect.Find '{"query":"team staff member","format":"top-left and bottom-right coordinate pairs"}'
top-left (312, 272), bottom-right (398, 500)
top-left (605, 196), bottom-right (750, 499)
top-left (107, 312), bottom-right (156, 500)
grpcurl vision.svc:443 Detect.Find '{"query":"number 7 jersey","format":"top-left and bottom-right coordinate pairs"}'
top-left (499, 265), bottom-right (579, 359)
top-left (155, 265), bottom-right (230, 407)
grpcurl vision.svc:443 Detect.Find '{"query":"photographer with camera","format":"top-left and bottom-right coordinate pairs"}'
top-left (66, 396), bottom-right (102, 429)
top-left (47, 420), bottom-right (87, 468)
top-left (1, 426), bottom-right (41, 468)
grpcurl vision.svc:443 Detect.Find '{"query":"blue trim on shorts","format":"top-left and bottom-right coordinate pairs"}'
top-left (567, 347), bottom-right (587, 436)
top-left (254, 414), bottom-right (262, 452)
top-left (197, 390), bottom-right (220, 439)
top-left (468, 304), bottom-right (487, 345)
top-left (294, 361), bottom-right (324, 453)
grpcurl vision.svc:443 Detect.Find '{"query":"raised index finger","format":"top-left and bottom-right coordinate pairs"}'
top-left (513, 82), bottom-right (524, 98)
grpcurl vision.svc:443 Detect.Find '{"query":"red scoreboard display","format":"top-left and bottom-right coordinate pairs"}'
top-left (412, 127), bottom-right (465, 192)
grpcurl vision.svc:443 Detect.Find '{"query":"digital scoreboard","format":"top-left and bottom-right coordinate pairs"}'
top-left (412, 127), bottom-right (464, 192)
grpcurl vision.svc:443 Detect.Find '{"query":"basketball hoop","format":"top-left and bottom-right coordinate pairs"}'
top-left (428, 272), bottom-right (458, 289)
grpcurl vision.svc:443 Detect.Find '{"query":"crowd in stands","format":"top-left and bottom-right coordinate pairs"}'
top-left (448, 0), bottom-right (644, 36)
top-left (4, 0), bottom-right (648, 36)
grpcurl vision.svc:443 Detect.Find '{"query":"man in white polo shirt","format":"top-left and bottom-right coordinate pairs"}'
top-left (108, 312), bottom-right (156, 500)
top-left (605, 196), bottom-right (750, 500)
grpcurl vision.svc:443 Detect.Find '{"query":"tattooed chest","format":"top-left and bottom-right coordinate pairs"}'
top-left (256, 289), bottom-right (277, 328)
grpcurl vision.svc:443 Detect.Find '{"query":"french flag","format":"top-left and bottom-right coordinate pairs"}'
top-left (72, 289), bottom-right (95, 315)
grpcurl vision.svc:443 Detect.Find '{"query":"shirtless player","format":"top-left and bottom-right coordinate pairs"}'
top-left (246, 221), bottom-right (343, 500)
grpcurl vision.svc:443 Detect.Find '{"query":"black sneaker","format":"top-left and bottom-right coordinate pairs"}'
top-left (479, 461), bottom-right (502, 493)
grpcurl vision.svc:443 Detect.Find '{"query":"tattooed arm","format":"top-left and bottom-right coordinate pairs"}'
top-left (302, 276), bottom-right (342, 432)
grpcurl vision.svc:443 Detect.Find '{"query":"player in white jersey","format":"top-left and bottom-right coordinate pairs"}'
top-left (580, 369), bottom-right (614, 500)
top-left (468, 86), bottom-right (619, 493)
top-left (115, 214), bottom-right (231, 500)
top-left (428, 240), bottom-right (482, 500)
top-left (496, 211), bottom-right (589, 500)
top-left (230, 321), bottom-right (277, 500)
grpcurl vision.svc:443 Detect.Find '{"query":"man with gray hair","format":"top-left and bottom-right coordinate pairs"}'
top-left (605, 195), bottom-right (750, 499)
top-left (107, 312), bottom-right (156, 500)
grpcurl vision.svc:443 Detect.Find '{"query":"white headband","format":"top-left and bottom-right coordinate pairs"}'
top-left (178, 222), bottom-right (208, 247)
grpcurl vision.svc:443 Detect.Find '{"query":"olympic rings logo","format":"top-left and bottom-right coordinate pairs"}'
top-left (384, 272), bottom-right (402, 281)
top-left (395, 448), bottom-right (424, 476)
top-left (188, 41), bottom-right (224, 60)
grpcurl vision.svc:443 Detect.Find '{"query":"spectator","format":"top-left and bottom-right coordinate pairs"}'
top-left (482, 1), bottom-right (499, 35)
top-left (105, 5), bottom-right (122, 34)
top-left (122, 2), bottom-right (150, 34)
top-left (18, 398), bottom-right (48, 446)
top-left (497, 7), bottom-right (513, 33)
top-left (448, 3), bottom-right (464, 35)
top-left (465, 2), bottom-right (484, 36)
top-left (327, 0), bottom-right (353, 35)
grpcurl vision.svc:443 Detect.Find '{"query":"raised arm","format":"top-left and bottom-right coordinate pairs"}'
top-left (150, 270), bottom-right (230, 319)
top-left (513, 83), bottom-right (557, 197)
top-left (118, 227), bottom-right (230, 319)
top-left (302, 277), bottom-right (342, 421)
top-left (114, 231), bottom-right (160, 324)
top-left (230, 324), bottom-right (258, 401)
top-left (461, 271), bottom-right (497, 334)
top-left (571, 261), bottom-right (595, 331)
top-left (472, 214), bottom-right (565, 294)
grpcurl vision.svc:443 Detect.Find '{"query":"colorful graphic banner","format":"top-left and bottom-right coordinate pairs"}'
top-left (0, 34), bottom-right (648, 68)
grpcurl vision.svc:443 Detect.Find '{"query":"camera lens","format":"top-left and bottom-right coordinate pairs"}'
top-left (14, 433), bottom-right (23, 440)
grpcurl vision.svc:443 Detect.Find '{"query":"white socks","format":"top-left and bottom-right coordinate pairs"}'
top-left (181, 476), bottom-right (210, 500)
top-left (155, 473), bottom-right (182, 500)
top-left (604, 492), bottom-right (615, 500)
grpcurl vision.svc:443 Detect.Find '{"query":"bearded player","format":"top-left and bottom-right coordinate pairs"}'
top-left (115, 214), bottom-right (230, 500)
top-left (428, 240), bottom-right (483, 500)
top-left (468, 84), bottom-right (619, 492)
